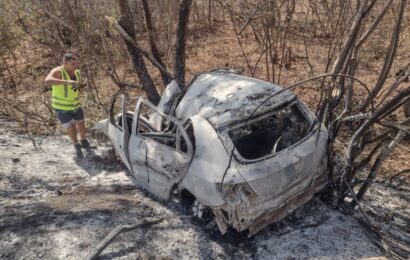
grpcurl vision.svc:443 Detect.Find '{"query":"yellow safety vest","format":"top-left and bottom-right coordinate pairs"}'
top-left (52, 67), bottom-right (81, 111)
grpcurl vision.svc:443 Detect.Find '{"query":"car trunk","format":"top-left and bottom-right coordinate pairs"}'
top-left (224, 102), bottom-right (328, 200)
top-left (228, 103), bottom-right (311, 160)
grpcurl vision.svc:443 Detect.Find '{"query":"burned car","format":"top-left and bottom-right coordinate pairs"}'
top-left (95, 70), bottom-right (328, 235)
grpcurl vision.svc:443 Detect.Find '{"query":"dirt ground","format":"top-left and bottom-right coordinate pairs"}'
top-left (0, 120), bottom-right (408, 259)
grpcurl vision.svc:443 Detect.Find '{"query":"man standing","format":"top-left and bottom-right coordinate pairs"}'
top-left (45, 53), bottom-right (89, 157)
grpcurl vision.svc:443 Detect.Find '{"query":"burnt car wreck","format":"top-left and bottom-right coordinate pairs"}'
top-left (95, 69), bottom-right (328, 236)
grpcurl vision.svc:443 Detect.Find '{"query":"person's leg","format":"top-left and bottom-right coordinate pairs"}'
top-left (56, 109), bottom-right (82, 157)
top-left (76, 122), bottom-right (90, 149)
top-left (67, 124), bottom-right (78, 144)
top-left (74, 107), bottom-right (89, 149)
top-left (76, 121), bottom-right (86, 141)
top-left (68, 126), bottom-right (82, 157)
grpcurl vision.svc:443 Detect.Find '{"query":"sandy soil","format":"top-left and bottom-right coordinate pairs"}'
top-left (0, 122), bottom-right (407, 259)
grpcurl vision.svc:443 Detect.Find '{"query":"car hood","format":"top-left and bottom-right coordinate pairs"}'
top-left (175, 71), bottom-right (295, 128)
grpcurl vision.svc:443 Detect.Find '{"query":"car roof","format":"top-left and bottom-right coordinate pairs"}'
top-left (175, 70), bottom-right (295, 128)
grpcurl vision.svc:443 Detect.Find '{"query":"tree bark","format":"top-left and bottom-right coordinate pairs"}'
top-left (174, 0), bottom-right (193, 89)
top-left (117, 0), bottom-right (160, 105)
top-left (141, 0), bottom-right (172, 86)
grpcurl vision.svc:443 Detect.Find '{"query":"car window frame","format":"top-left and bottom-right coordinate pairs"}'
top-left (132, 98), bottom-right (194, 157)
top-left (109, 93), bottom-right (125, 132)
top-left (221, 101), bottom-right (319, 164)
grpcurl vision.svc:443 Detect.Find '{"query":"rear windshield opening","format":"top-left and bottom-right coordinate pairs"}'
top-left (229, 104), bottom-right (311, 160)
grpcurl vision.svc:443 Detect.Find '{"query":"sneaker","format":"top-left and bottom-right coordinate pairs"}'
top-left (80, 139), bottom-right (90, 149)
top-left (74, 143), bottom-right (83, 157)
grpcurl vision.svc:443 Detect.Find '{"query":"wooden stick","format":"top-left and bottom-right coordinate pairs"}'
top-left (86, 217), bottom-right (164, 260)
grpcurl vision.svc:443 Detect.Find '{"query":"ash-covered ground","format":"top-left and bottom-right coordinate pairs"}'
top-left (0, 125), bottom-right (407, 259)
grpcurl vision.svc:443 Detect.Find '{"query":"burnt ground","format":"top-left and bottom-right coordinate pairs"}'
top-left (0, 123), bottom-right (408, 259)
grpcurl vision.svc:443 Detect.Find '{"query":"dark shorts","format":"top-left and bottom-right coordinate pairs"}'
top-left (55, 107), bottom-right (84, 129)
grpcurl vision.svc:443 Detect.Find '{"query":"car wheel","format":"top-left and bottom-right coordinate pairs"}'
top-left (191, 200), bottom-right (213, 222)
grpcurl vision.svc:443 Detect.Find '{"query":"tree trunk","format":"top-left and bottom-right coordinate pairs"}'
top-left (174, 0), bottom-right (193, 89)
top-left (141, 0), bottom-right (172, 86)
top-left (117, 0), bottom-right (160, 105)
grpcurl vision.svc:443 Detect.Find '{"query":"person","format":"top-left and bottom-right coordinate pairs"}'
top-left (45, 53), bottom-right (89, 157)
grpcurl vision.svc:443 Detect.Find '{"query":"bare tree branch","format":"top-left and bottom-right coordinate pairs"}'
top-left (361, 0), bottom-right (407, 111)
top-left (353, 124), bottom-right (408, 204)
top-left (342, 87), bottom-right (410, 184)
top-left (389, 168), bottom-right (410, 182)
top-left (377, 62), bottom-right (410, 106)
top-left (106, 16), bottom-right (173, 82)
top-left (331, 0), bottom-right (368, 75)
top-left (356, 0), bottom-right (393, 49)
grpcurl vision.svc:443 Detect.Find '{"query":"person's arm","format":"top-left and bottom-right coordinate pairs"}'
top-left (44, 68), bottom-right (77, 86)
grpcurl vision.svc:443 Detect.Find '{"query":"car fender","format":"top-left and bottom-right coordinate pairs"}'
top-left (179, 115), bottom-right (235, 207)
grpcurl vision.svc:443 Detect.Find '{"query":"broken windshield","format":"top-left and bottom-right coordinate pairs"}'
top-left (229, 103), bottom-right (311, 160)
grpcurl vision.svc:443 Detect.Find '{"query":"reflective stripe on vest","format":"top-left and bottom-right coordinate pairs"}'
top-left (51, 67), bottom-right (81, 111)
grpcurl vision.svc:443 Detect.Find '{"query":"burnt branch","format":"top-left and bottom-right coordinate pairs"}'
top-left (86, 217), bottom-right (164, 260)
top-left (353, 140), bottom-right (385, 174)
top-left (353, 125), bottom-right (408, 205)
top-left (344, 181), bottom-right (402, 259)
top-left (342, 87), bottom-right (410, 185)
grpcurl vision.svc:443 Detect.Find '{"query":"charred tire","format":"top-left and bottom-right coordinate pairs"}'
top-left (180, 189), bottom-right (213, 222)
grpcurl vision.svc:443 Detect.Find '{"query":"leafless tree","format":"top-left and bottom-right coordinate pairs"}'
top-left (116, 0), bottom-right (160, 105)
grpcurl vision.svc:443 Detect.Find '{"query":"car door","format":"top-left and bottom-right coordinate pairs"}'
top-left (107, 93), bottom-right (131, 170)
top-left (128, 98), bottom-right (194, 201)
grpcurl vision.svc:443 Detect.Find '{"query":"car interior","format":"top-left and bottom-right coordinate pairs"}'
top-left (113, 111), bottom-right (193, 154)
top-left (229, 104), bottom-right (310, 160)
